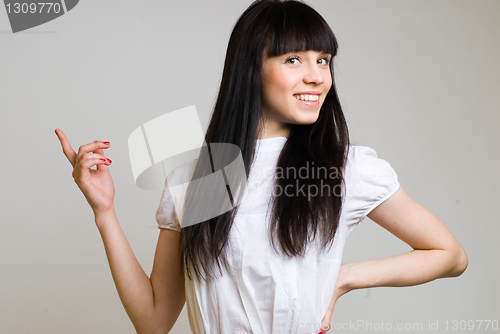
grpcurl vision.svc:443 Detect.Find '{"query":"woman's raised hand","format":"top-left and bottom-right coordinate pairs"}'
top-left (55, 128), bottom-right (115, 215)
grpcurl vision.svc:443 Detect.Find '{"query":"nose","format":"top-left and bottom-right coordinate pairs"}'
top-left (303, 63), bottom-right (325, 85)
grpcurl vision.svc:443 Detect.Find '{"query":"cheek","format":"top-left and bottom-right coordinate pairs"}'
top-left (266, 72), bottom-right (288, 95)
top-left (325, 74), bottom-right (333, 93)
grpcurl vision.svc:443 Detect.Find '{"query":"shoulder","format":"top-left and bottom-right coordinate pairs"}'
top-left (166, 158), bottom-right (198, 187)
top-left (156, 158), bottom-right (198, 232)
top-left (342, 145), bottom-right (401, 229)
top-left (346, 145), bottom-right (382, 169)
top-left (344, 145), bottom-right (397, 182)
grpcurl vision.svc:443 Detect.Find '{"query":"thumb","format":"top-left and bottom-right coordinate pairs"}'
top-left (319, 309), bottom-right (333, 333)
top-left (319, 317), bottom-right (331, 333)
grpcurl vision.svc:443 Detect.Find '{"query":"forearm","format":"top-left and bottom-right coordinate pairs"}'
top-left (343, 249), bottom-right (466, 291)
top-left (95, 209), bottom-right (159, 333)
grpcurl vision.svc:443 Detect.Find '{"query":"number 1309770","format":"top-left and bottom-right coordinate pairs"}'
top-left (444, 319), bottom-right (498, 331)
top-left (6, 3), bottom-right (62, 14)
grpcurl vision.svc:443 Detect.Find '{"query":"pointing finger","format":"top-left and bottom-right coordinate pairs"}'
top-left (55, 128), bottom-right (77, 167)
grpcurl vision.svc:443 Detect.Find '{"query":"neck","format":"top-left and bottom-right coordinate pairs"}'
top-left (256, 123), bottom-right (292, 139)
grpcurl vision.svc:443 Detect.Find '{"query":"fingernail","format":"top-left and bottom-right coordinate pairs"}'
top-left (106, 158), bottom-right (112, 163)
top-left (100, 158), bottom-right (106, 162)
top-left (103, 141), bottom-right (110, 145)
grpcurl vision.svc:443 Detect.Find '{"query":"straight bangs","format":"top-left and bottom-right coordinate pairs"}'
top-left (264, 1), bottom-right (338, 58)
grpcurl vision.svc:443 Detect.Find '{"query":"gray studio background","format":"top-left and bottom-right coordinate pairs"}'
top-left (1, 0), bottom-right (498, 333)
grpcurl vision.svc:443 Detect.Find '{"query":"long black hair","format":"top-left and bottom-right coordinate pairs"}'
top-left (179, 0), bottom-right (350, 282)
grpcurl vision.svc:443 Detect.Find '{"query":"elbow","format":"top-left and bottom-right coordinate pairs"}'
top-left (135, 320), bottom-right (170, 334)
top-left (447, 246), bottom-right (468, 277)
top-left (136, 327), bottom-right (169, 334)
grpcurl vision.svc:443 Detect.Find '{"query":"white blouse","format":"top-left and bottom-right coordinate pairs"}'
top-left (156, 137), bottom-right (400, 334)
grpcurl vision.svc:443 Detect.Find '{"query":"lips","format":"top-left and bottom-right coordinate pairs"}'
top-left (293, 95), bottom-right (320, 106)
top-left (293, 91), bottom-right (322, 96)
top-left (293, 91), bottom-right (321, 106)
top-left (293, 94), bottom-right (319, 102)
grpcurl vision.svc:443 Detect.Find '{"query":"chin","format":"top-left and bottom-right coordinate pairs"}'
top-left (293, 113), bottom-right (320, 125)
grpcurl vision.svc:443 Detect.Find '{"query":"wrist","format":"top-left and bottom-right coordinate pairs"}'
top-left (94, 207), bottom-right (118, 229)
top-left (337, 262), bottom-right (356, 296)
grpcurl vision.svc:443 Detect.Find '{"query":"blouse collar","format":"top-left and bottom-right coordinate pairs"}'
top-left (255, 136), bottom-right (288, 152)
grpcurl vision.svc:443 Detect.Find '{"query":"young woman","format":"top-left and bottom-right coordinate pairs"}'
top-left (55, 0), bottom-right (468, 333)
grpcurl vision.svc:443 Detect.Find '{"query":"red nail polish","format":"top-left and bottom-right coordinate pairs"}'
top-left (106, 158), bottom-right (112, 163)
top-left (103, 141), bottom-right (110, 145)
top-left (100, 158), bottom-right (106, 162)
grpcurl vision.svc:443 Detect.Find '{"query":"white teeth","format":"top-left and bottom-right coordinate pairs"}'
top-left (294, 94), bottom-right (319, 102)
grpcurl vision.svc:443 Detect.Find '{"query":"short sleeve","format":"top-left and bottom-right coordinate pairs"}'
top-left (156, 177), bottom-right (182, 232)
top-left (343, 146), bottom-right (400, 234)
top-left (155, 159), bottom-right (198, 232)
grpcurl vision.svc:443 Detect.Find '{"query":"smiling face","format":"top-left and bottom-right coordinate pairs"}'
top-left (259, 50), bottom-right (333, 138)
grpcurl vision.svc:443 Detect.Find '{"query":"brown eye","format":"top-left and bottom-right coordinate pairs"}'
top-left (285, 56), bottom-right (300, 64)
top-left (318, 57), bottom-right (331, 65)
